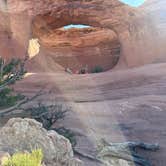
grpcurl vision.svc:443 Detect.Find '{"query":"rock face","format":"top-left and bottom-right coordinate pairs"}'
top-left (32, 25), bottom-right (120, 72)
top-left (0, 118), bottom-right (83, 166)
top-left (0, 0), bottom-right (166, 71)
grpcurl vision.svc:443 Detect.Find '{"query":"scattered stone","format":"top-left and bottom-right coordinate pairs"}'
top-left (97, 139), bottom-right (159, 166)
top-left (0, 151), bottom-right (10, 165)
top-left (65, 68), bottom-right (73, 74)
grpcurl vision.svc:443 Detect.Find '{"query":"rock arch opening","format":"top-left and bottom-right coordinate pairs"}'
top-left (63, 24), bottom-right (91, 30)
top-left (119, 0), bottom-right (145, 7)
top-left (32, 13), bottom-right (121, 73)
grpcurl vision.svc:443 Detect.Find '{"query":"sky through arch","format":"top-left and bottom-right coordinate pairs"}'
top-left (119, 0), bottom-right (146, 7)
top-left (63, 24), bottom-right (91, 30)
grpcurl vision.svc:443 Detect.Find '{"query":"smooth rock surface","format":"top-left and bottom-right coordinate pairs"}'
top-left (9, 62), bottom-right (166, 166)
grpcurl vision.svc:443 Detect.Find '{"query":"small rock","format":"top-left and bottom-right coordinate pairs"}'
top-left (0, 151), bottom-right (10, 165)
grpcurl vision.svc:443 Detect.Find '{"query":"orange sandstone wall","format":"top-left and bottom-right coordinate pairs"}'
top-left (0, 0), bottom-right (165, 70)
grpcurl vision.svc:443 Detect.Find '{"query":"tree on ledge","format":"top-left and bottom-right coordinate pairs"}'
top-left (0, 38), bottom-right (40, 110)
top-left (0, 57), bottom-right (27, 109)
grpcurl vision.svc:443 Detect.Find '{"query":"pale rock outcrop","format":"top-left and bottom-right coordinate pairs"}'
top-left (97, 139), bottom-right (159, 166)
top-left (0, 118), bottom-right (83, 166)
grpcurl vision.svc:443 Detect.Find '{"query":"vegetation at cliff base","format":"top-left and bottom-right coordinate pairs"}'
top-left (91, 65), bottom-right (103, 73)
top-left (27, 103), bottom-right (77, 147)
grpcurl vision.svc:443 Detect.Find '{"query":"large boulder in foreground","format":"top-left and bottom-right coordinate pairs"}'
top-left (0, 118), bottom-right (83, 166)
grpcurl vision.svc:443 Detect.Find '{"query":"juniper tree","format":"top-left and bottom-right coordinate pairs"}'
top-left (0, 38), bottom-right (40, 109)
top-left (0, 57), bottom-right (26, 108)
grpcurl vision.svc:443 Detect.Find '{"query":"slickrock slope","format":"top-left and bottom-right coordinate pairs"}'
top-left (0, 0), bottom-right (165, 70)
top-left (11, 63), bottom-right (166, 166)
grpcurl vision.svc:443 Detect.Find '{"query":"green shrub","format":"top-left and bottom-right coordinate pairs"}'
top-left (91, 66), bottom-right (103, 73)
top-left (0, 58), bottom-right (26, 86)
top-left (26, 104), bottom-right (77, 147)
top-left (55, 127), bottom-right (77, 147)
top-left (27, 103), bottom-right (68, 129)
top-left (2, 149), bottom-right (43, 166)
top-left (0, 57), bottom-right (26, 109)
top-left (0, 88), bottom-right (24, 109)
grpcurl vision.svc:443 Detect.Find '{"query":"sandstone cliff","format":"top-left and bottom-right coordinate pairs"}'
top-left (0, 0), bottom-right (165, 70)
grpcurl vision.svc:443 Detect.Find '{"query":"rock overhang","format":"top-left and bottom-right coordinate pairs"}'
top-left (32, 15), bottom-right (121, 72)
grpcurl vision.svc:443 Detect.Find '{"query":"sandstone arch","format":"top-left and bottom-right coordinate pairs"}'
top-left (32, 13), bottom-right (121, 72)
top-left (0, 0), bottom-right (165, 71)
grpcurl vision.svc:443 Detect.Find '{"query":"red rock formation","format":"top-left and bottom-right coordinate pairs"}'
top-left (32, 23), bottom-right (120, 71)
top-left (0, 0), bottom-right (165, 70)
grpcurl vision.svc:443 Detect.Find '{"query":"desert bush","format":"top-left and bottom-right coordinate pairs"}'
top-left (27, 103), bottom-right (68, 129)
top-left (26, 103), bottom-right (77, 147)
top-left (0, 38), bottom-right (40, 110)
top-left (55, 127), bottom-right (77, 147)
top-left (0, 57), bottom-right (26, 109)
top-left (0, 88), bottom-right (24, 109)
top-left (0, 57), bottom-right (26, 86)
top-left (2, 149), bottom-right (43, 166)
top-left (91, 66), bottom-right (103, 73)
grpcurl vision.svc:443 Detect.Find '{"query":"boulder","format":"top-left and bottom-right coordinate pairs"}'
top-left (0, 118), bottom-right (83, 166)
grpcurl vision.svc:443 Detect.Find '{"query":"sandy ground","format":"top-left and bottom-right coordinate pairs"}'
top-left (1, 63), bottom-right (166, 165)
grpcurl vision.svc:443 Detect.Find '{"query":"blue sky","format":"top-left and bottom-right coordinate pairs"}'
top-left (64, 24), bottom-right (91, 30)
top-left (119, 0), bottom-right (146, 7)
